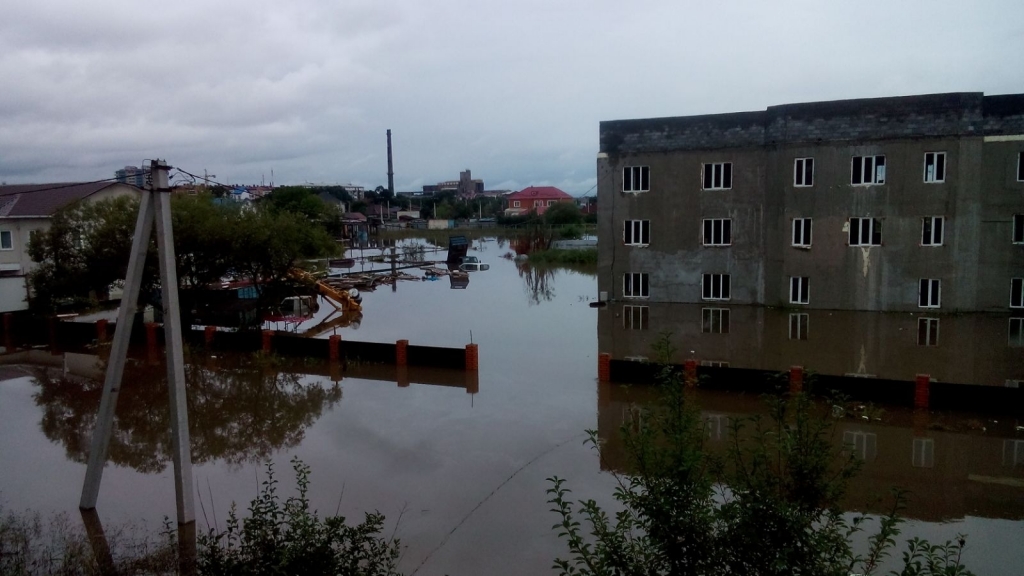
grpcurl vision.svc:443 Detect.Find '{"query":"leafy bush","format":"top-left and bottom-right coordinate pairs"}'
top-left (547, 333), bottom-right (973, 576)
top-left (199, 457), bottom-right (401, 576)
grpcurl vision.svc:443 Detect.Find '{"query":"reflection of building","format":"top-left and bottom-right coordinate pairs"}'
top-left (597, 92), bottom-right (1024, 313)
top-left (504, 186), bottom-right (574, 216)
top-left (598, 302), bottom-right (1024, 387)
top-left (597, 381), bottom-right (1024, 522)
top-left (0, 182), bottom-right (141, 312)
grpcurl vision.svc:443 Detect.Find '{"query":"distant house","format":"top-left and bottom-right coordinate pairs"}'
top-left (504, 186), bottom-right (574, 216)
top-left (0, 182), bottom-right (141, 312)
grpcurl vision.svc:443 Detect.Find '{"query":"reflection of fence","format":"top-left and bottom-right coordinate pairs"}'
top-left (600, 356), bottom-right (1024, 416)
top-left (2, 313), bottom-right (478, 372)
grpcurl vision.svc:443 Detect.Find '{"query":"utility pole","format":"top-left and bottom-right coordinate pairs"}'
top-left (203, 169), bottom-right (216, 192)
top-left (386, 129), bottom-right (394, 199)
top-left (81, 159), bottom-right (196, 570)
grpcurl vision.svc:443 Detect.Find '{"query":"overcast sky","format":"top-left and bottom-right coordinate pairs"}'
top-left (1, 0), bottom-right (1021, 195)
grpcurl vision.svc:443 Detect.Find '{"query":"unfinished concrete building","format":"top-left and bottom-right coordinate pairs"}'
top-left (597, 92), bottom-right (1024, 314)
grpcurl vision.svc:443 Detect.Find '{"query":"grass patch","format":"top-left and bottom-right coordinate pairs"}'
top-left (525, 248), bottom-right (597, 265)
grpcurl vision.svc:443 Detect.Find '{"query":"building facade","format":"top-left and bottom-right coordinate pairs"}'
top-left (597, 92), bottom-right (1024, 313)
top-left (115, 166), bottom-right (148, 188)
top-left (504, 186), bottom-right (574, 216)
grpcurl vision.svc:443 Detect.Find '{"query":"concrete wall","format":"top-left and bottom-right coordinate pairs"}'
top-left (598, 92), bottom-right (1024, 313)
top-left (0, 276), bottom-right (28, 312)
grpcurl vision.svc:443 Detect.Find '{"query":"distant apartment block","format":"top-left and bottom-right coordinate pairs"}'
top-left (115, 165), bottom-right (148, 188)
top-left (597, 92), bottom-right (1024, 313)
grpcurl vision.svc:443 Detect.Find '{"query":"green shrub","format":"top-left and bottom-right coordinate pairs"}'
top-left (199, 457), bottom-right (401, 576)
top-left (548, 332), bottom-right (973, 576)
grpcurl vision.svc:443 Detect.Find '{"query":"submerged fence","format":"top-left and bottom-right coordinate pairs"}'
top-left (599, 353), bottom-right (1024, 416)
top-left (2, 313), bottom-right (478, 372)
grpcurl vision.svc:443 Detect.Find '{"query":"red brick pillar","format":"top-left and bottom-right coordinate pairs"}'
top-left (684, 359), bottom-right (698, 388)
top-left (329, 335), bottom-right (341, 361)
top-left (3, 313), bottom-right (12, 350)
top-left (204, 325), bottom-right (216, 346)
top-left (329, 361), bottom-right (342, 383)
top-left (262, 330), bottom-right (273, 353)
top-left (465, 370), bottom-right (479, 394)
top-left (95, 319), bottom-right (109, 343)
top-left (598, 353), bottom-right (611, 381)
top-left (397, 365), bottom-right (409, 388)
top-left (465, 343), bottom-right (479, 371)
top-left (789, 366), bottom-right (804, 394)
top-left (914, 374), bottom-right (930, 410)
top-left (396, 339), bottom-right (408, 367)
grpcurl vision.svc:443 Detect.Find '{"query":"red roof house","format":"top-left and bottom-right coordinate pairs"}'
top-left (504, 186), bottom-right (573, 216)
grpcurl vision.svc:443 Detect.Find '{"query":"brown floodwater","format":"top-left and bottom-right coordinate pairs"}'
top-left (1, 237), bottom-right (1022, 575)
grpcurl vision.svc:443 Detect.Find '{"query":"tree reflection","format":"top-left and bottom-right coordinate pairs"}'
top-left (32, 353), bottom-right (342, 473)
top-left (517, 263), bottom-right (556, 305)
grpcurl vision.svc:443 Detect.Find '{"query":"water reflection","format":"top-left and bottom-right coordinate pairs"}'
top-left (517, 264), bottom-right (555, 304)
top-left (516, 262), bottom-right (597, 305)
top-left (599, 303), bottom-right (1023, 386)
top-left (597, 382), bottom-right (1024, 522)
top-left (32, 353), bottom-right (342, 472)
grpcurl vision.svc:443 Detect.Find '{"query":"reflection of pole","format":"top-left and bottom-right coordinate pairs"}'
top-left (80, 160), bottom-right (197, 544)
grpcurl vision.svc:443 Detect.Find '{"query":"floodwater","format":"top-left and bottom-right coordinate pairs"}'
top-left (1, 237), bottom-right (1022, 575)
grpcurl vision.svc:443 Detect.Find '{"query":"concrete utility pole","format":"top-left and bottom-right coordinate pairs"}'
top-left (80, 159), bottom-right (196, 536)
top-left (386, 129), bottom-right (395, 198)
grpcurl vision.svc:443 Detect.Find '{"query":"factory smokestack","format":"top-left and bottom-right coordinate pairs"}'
top-left (386, 129), bottom-right (394, 198)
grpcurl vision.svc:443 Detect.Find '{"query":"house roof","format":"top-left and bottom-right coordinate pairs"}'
top-left (0, 182), bottom-right (139, 218)
top-left (506, 186), bottom-right (572, 201)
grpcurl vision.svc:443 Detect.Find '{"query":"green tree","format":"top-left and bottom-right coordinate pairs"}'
top-left (548, 333), bottom-right (974, 576)
top-left (28, 195), bottom-right (153, 311)
top-left (543, 202), bottom-right (582, 227)
top-left (265, 186), bottom-right (328, 223)
top-left (28, 195), bottom-right (340, 312)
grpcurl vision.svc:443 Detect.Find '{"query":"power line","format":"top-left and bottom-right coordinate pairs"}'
top-left (0, 177), bottom-right (123, 195)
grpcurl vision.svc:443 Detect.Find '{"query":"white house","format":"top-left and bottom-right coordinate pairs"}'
top-left (0, 182), bottom-right (141, 312)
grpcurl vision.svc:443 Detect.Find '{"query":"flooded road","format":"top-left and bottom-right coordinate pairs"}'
top-left (1, 237), bottom-right (1022, 575)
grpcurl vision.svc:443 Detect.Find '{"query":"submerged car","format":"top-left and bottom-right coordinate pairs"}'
top-left (459, 255), bottom-right (490, 271)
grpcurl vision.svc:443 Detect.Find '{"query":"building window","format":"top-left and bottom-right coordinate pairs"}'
top-left (1013, 214), bottom-right (1023, 244)
top-left (701, 308), bottom-right (730, 333)
top-left (912, 438), bottom-right (935, 468)
top-left (513, 200), bottom-right (520, 208)
top-left (918, 318), bottom-right (939, 346)
top-left (623, 305), bottom-right (648, 330)
top-left (1010, 318), bottom-right (1024, 347)
top-left (1012, 278), bottom-right (1024, 308)
top-left (623, 273), bottom-right (649, 298)
top-left (0, 230), bottom-right (11, 251)
top-left (851, 155), bottom-right (886, 185)
top-left (623, 166), bottom-right (650, 193)
top-left (702, 162), bottom-right (732, 190)
top-left (789, 277), bottom-right (809, 305)
top-left (789, 313), bottom-right (809, 340)
top-left (534, 200), bottom-right (542, 207)
top-left (702, 218), bottom-right (732, 246)
top-left (794, 157), bottom-right (814, 187)
top-left (792, 218), bottom-right (812, 247)
top-left (923, 152), bottom-right (946, 183)
top-left (921, 216), bottom-right (944, 246)
top-left (849, 217), bottom-right (882, 246)
top-left (700, 360), bottom-right (729, 368)
top-left (701, 273), bottom-right (731, 301)
top-left (919, 279), bottom-right (941, 308)
top-left (843, 431), bottom-right (878, 461)
top-left (1003, 439), bottom-right (1024, 467)
top-left (547, 200), bottom-right (555, 206)
top-left (623, 220), bottom-right (650, 246)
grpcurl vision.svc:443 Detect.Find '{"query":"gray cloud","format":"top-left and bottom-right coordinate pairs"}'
top-left (2, 0), bottom-right (1021, 193)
